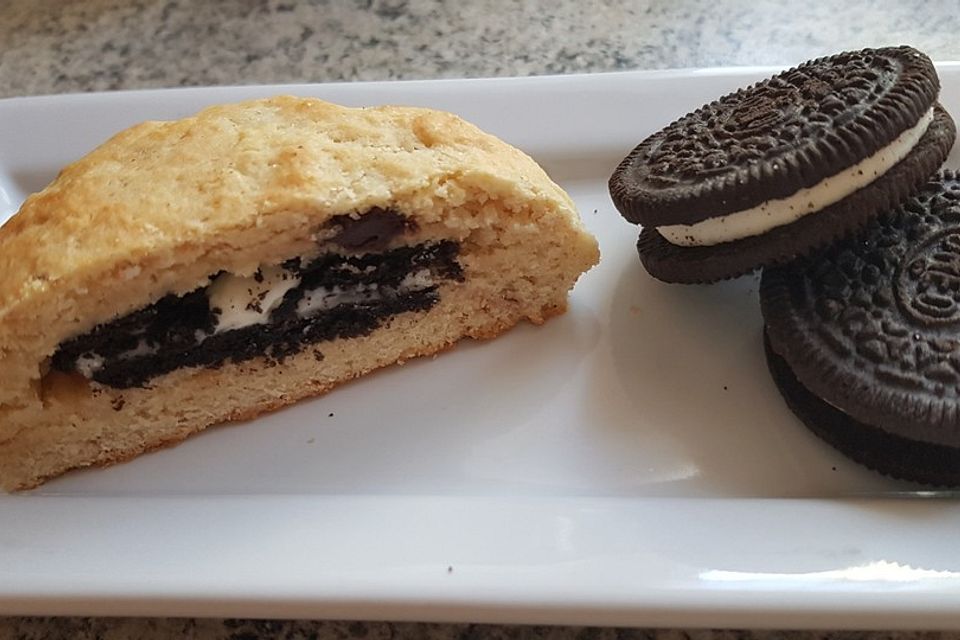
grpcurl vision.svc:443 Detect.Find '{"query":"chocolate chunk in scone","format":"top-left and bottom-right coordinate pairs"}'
top-left (609, 46), bottom-right (956, 284)
top-left (761, 171), bottom-right (960, 486)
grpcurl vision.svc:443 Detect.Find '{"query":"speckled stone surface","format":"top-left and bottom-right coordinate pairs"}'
top-left (1, 624), bottom-right (958, 640)
top-left (4, 0), bottom-right (960, 98)
top-left (3, 0), bottom-right (960, 637)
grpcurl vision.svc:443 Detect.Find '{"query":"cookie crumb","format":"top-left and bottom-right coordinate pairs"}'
top-left (111, 397), bottom-right (125, 411)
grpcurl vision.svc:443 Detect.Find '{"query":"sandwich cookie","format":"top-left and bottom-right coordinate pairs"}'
top-left (609, 46), bottom-right (956, 283)
top-left (762, 172), bottom-right (960, 486)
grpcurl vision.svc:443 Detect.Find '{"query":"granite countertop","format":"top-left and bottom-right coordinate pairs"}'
top-left (4, 0), bottom-right (960, 97)
top-left (3, 0), bottom-right (960, 638)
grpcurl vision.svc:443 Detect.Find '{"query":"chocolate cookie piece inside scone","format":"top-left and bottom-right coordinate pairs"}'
top-left (609, 46), bottom-right (956, 284)
top-left (50, 211), bottom-right (464, 389)
top-left (761, 172), bottom-right (960, 486)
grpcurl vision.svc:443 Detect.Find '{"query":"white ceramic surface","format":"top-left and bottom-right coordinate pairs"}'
top-left (2, 68), bottom-right (960, 626)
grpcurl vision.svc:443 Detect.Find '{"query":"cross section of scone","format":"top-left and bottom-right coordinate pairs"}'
top-left (0, 96), bottom-right (599, 491)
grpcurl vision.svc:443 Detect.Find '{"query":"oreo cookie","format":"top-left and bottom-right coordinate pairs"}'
top-left (761, 172), bottom-right (960, 486)
top-left (609, 46), bottom-right (956, 284)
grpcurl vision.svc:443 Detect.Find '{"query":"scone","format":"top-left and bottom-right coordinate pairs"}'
top-left (0, 96), bottom-right (599, 491)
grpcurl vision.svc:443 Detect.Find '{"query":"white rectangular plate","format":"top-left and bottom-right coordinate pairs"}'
top-left (3, 67), bottom-right (960, 628)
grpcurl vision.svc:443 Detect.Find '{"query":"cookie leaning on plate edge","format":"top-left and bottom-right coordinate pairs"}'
top-left (0, 96), bottom-right (599, 491)
top-left (761, 172), bottom-right (960, 486)
top-left (609, 46), bottom-right (956, 284)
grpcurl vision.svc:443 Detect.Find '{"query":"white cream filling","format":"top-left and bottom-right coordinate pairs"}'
top-left (658, 107), bottom-right (935, 247)
top-left (296, 269), bottom-right (436, 317)
top-left (400, 268), bottom-right (435, 289)
top-left (73, 341), bottom-right (156, 380)
top-left (208, 263), bottom-right (439, 334)
top-left (207, 265), bottom-right (301, 334)
top-left (117, 338), bottom-right (157, 360)
top-left (74, 353), bottom-right (104, 378)
top-left (297, 283), bottom-right (382, 316)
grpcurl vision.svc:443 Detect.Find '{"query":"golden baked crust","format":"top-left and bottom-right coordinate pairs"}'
top-left (0, 96), bottom-right (599, 490)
